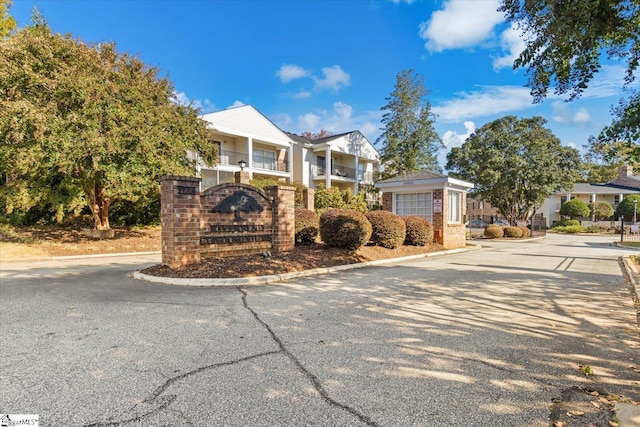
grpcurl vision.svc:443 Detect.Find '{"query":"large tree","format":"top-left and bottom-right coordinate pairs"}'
top-left (0, 0), bottom-right (16, 37)
top-left (500, 0), bottom-right (640, 162)
top-left (376, 69), bottom-right (442, 178)
top-left (0, 19), bottom-right (216, 229)
top-left (446, 116), bottom-right (581, 224)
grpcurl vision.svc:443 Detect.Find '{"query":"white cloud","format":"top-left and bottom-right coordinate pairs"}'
top-left (492, 24), bottom-right (526, 71)
top-left (433, 85), bottom-right (534, 121)
top-left (173, 91), bottom-right (216, 113)
top-left (273, 113), bottom-right (293, 130)
top-left (574, 108), bottom-right (591, 124)
top-left (313, 65), bottom-right (351, 92)
top-left (551, 102), bottom-right (591, 126)
top-left (442, 121), bottom-right (476, 147)
top-left (298, 112), bottom-right (322, 130)
top-left (419, 0), bottom-right (504, 52)
top-left (276, 64), bottom-right (310, 83)
top-left (227, 100), bottom-right (245, 108)
top-left (290, 102), bottom-right (381, 143)
top-left (290, 90), bottom-right (313, 99)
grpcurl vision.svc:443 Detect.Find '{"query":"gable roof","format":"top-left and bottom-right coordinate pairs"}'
top-left (375, 169), bottom-right (474, 191)
top-left (604, 175), bottom-right (640, 191)
top-left (376, 170), bottom-right (448, 184)
top-left (200, 105), bottom-right (293, 147)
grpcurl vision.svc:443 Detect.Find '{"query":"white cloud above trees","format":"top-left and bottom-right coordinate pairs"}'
top-left (419, 0), bottom-right (504, 52)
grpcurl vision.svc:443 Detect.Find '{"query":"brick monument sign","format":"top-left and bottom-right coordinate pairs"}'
top-left (160, 172), bottom-right (295, 269)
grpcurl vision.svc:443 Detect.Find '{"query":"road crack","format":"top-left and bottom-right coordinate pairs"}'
top-left (238, 286), bottom-right (379, 427)
top-left (82, 350), bottom-right (281, 427)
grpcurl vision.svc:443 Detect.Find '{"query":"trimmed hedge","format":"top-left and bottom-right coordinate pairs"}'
top-left (403, 216), bottom-right (434, 246)
top-left (294, 208), bottom-right (319, 245)
top-left (518, 226), bottom-right (531, 238)
top-left (484, 224), bottom-right (504, 238)
top-left (504, 226), bottom-right (523, 238)
top-left (366, 210), bottom-right (406, 249)
top-left (319, 208), bottom-right (372, 250)
top-left (552, 219), bottom-right (580, 228)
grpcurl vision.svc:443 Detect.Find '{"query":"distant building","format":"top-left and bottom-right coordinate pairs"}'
top-left (538, 165), bottom-right (640, 226)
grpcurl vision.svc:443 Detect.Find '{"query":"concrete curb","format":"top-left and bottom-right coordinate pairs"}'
top-left (132, 245), bottom-right (481, 287)
top-left (621, 255), bottom-right (640, 302)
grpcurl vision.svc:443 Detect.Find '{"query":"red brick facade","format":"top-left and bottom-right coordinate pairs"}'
top-left (380, 187), bottom-right (467, 250)
top-left (160, 175), bottom-right (295, 269)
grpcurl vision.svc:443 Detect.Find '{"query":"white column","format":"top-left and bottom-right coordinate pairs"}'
top-left (247, 137), bottom-right (253, 168)
top-left (354, 155), bottom-right (359, 195)
top-left (325, 145), bottom-right (331, 189)
top-left (288, 144), bottom-right (293, 183)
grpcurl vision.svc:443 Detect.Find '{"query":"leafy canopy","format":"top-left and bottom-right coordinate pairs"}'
top-left (560, 198), bottom-right (590, 219)
top-left (376, 69), bottom-right (442, 178)
top-left (500, 0), bottom-right (640, 161)
top-left (0, 0), bottom-right (16, 37)
top-left (446, 116), bottom-right (581, 224)
top-left (616, 194), bottom-right (640, 221)
top-left (590, 201), bottom-right (614, 221)
top-left (0, 19), bottom-right (216, 229)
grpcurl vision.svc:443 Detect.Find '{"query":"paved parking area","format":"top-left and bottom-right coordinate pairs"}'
top-left (1, 234), bottom-right (638, 426)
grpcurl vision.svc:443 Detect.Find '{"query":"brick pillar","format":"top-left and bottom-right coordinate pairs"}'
top-left (432, 189), bottom-right (444, 245)
top-left (235, 171), bottom-right (250, 185)
top-left (266, 185), bottom-right (295, 253)
top-left (160, 175), bottom-right (202, 268)
top-left (302, 188), bottom-right (314, 211)
top-left (382, 192), bottom-right (393, 212)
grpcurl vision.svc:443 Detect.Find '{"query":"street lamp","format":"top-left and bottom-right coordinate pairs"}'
top-left (634, 198), bottom-right (638, 225)
top-left (238, 159), bottom-right (247, 171)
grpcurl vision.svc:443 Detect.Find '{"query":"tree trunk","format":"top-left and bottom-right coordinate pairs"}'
top-left (90, 182), bottom-right (111, 230)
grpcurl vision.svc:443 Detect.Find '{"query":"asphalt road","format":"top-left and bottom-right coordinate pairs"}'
top-left (1, 234), bottom-right (639, 426)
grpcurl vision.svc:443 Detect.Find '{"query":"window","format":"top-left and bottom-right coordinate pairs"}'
top-left (395, 192), bottom-right (432, 221)
top-left (448, 191), bottom-right (462, 223)
top-left (253, 149), bottom-right (276, 171)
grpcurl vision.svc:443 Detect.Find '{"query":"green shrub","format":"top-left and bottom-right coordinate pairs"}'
top-left (366, 210), bottom-right (406, 249)
top-left (319, 208), bottom-right (372, 250)
top-left (484, 224), bottom-right (504, 238)
top-left (504, 226), bottom-right (523, 238)
top-left (314, 186), bottom-right (367, 215)
top-left (590, 201), bottom-right (614, 221)
top-left (585, 225), bottom-right (604, 233)
top-left (552, 219), bottom-right (580, 228)
top-left (294, 208), bottom-right (319, 245)
top-left (559, 198), bottom-right (590, 219)
top-left (616, 194), bottom-right (640, 221)
top-left (518, 226), bottom-right (531, 238)
top-left (403, 216), bottom-right (434, 246)
top-left (553, 225), bottom-right (585, 233)
top-left (251, 178), bottom-right (307, 207)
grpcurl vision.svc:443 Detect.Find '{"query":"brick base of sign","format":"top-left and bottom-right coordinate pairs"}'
top-left (160, 175), bottom-right (295, 269)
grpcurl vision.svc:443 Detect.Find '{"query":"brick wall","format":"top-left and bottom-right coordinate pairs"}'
top-left (160, 175), bottom-right (295, 269)
top-left (382, 192), bottom-right (393, 212)
top-left (160, 176), bottom-right (202, 269)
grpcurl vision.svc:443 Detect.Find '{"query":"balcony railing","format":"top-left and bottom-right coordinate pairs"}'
top-left (217, 150), bottom-right (247, 166)
top-left (252, 153), bottom-right (289, 173)
top-left (358, 171), bottom-right (374, 183)
top-left (215, 150), bottom-right (288, 173)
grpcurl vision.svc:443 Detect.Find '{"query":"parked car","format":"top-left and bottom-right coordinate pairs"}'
top-left (494, 219), bottom-right (510, 226)
top-left (467, 219), bottom-right (488, 228)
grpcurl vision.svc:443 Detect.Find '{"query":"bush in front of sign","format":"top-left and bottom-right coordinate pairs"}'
top-left (295, 208), bottom-right (319, 245)
top-left (366, 210), bottom-right (406, 249)
top-left (319, 208), bottom-right (372, 250)
top-left (402, 216), bottom-right (433, 246)
top-left (504, 226), bottom-right (523, 238)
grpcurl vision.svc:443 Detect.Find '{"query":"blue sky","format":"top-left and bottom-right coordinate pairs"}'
top-left (9, 0), bottom-right (628, 169)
